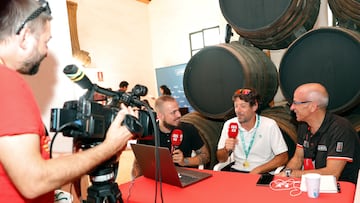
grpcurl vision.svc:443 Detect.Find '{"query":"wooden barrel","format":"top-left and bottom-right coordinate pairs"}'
top-left (279, 27), bottom-right (360, 114)
top-left (260, 106), bottom-right (297, 159)
top-left (184, 41), bottom-right (278, 120)
top-left (180, 112), bottom-right (224, 169)
top-left (328, 0), bottom-right (360, 32)
top-left (346, 113), bottom-right (360, 138)
top-left (219, 0), bottom-right (320, 49)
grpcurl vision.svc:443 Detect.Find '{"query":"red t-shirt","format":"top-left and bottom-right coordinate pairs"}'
top-left (0, 65), bottom-right (53, 202)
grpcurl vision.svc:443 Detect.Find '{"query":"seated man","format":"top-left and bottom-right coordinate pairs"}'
top-left (216, 88), bottom-right (288, 174)
top-left (132, 95), bottom-right (209, 178)
top-left (278, 83), bottom-right (360, 183)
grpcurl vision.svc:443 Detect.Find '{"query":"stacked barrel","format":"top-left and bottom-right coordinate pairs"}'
top-left (181, 0), bottom-right (360, 169)
top-left (328, 0), bottom-right (360, 32)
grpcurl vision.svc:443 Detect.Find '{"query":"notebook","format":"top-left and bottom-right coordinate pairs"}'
top-left (300, 175), bottom-right (338, 193)
top-left (131, 143), bottom-right (212, 187)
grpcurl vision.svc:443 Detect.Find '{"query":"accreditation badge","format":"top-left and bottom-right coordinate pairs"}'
top-left (303, 140), bottom-right (309, 148)
top-left (336, 142), bottom-right (344, 152)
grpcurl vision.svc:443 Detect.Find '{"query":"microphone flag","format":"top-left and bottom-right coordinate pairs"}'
top-left (228, 122), bottom-right (238, 138)
top-left (171, 129), bottom-right (183, 152)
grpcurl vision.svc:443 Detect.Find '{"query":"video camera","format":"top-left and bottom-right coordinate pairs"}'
top-left (49, 64), bottom-right (156, 145)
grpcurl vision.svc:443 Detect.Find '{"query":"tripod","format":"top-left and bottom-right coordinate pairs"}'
top-left (85, 160), bottom-right (123, 203)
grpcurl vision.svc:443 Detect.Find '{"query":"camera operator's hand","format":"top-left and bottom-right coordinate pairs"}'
top-left (103, 104), bottom-right (137, 153)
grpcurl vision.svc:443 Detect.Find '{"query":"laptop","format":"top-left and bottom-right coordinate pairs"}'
top-left (131, 143), bottom-right (212, 187)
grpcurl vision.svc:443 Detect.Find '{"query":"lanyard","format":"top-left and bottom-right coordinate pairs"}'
top-left (240, 114), bottom-right (260, 160)
top-left (304, 126), bottom-right (312, 148)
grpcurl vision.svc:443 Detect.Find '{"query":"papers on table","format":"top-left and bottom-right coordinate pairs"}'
top-left (300, 175), bottom-right (338, 193)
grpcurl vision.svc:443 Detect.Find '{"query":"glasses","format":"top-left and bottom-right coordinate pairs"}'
top-left (16, 1), bottom-right (51, 35)
top-left (290, 101), bottom-right (312, 105)
top-left (234, 88), bottom-right (252, 95)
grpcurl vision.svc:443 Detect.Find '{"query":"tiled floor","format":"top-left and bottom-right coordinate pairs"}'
top-left (116, 148), bottom-right (135, 184)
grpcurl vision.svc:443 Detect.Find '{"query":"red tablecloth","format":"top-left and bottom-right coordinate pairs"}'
top-left (119, 170), bottom-right (355, 203)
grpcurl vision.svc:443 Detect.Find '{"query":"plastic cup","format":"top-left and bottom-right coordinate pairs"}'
top-left (303, 158), bottom-right (314, 170)
top-left (305, 173), bottom-right (321, 198)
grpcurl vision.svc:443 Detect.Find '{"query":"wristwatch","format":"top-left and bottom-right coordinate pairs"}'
top-left (284, 168), bottom-right (292, 177)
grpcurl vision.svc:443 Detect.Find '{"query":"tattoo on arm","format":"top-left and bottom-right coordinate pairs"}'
top-left (195, 148), bottom-right (209, 165)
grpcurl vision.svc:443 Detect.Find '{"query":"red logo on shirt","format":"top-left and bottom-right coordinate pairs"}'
top-left (336, 142), bottom-right (343, 152)
top-left (41, 134), bottom-right (51, 159)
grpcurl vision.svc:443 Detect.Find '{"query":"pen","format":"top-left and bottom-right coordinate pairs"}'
top-left (337, 182), bottom-right (341, 193)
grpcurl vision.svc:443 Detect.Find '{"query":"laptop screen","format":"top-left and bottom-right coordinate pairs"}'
top-left (131, 143), bottom-right (212, 187)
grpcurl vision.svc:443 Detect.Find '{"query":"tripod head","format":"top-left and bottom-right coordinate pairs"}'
top-left (88, 156), bottom-right (118, 184)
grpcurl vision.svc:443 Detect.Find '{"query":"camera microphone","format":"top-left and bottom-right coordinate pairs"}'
top-left (63, 64), bottom-right (121, 98)
top-left (63, 64), bottom-right (93, 90)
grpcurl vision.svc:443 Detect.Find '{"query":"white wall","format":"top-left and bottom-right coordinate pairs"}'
top-left (76, 0), bottom-right (155, 99)
top-left (148, 0), bottom-right (228, 68)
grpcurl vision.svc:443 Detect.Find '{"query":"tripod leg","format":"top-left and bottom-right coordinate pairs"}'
top-left (86, 182), bottom-right (123, 203)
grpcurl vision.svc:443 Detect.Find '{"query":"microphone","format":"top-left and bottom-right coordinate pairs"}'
top-left (228, 122), bottom-right (238, 139)
top-left (63, 64), bottom-right (121, 98)
top-left (63, 64), bottom-right (93, 90)
top-left (227, 122), bottom-right (238, 155)
top-left (63, 64), bottom-right (147, 108)
top-left (171, 129), bottom-right (183, 153)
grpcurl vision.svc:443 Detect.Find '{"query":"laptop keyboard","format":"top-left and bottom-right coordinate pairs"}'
top-left (178, 173), bottom-right (197, 184)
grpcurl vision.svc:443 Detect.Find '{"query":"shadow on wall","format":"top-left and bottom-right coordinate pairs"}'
top-left (24, 52), bottom-right (58, 116)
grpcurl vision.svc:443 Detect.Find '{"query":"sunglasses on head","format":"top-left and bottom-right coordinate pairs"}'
top-left (16, 0), bottom-right (51, 35)
top-left (234, 88), bottom-right (252, 95)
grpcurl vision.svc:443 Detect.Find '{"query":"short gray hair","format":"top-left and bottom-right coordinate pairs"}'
top-left (306, 83), bottom-right (329, 109)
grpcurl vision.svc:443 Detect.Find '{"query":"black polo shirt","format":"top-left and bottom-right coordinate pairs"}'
top-left (297, 112), bottom-right (360, 183)
top-left (138, 122), bottom-right (204, 158)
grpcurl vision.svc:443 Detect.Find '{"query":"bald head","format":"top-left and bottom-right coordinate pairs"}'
top-left (155, 95), bottom-right (177, 113)
top-left (295, 83), bottom-right (329, 109)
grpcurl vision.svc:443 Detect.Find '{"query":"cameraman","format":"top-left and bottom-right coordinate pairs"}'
top-left (0, 1), bottom-right (135, 202)
top-left (132, 95), bottom-right (210, 178)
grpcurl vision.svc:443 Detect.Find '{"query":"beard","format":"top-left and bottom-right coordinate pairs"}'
top-left (163, 120), bottom-right (180, 131)
top-left (236, 113), bottom-right (251, 124)
top-left (17, 50), bottom-right (46, 75)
